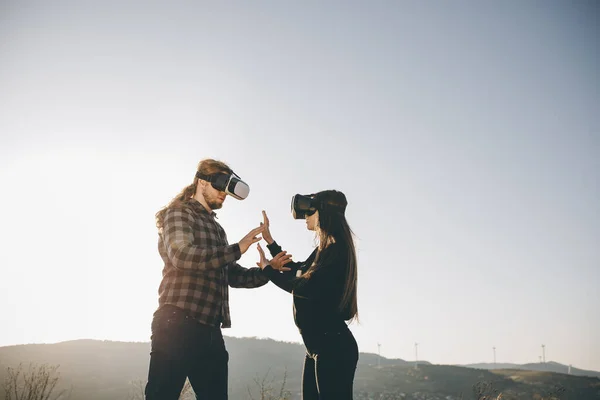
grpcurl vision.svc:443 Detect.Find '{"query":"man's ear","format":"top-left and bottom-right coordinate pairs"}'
top-left (194, 180), bottom-right (206, 196)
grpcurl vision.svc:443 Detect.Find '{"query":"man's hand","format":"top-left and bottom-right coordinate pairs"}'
top-left (256, 243), bottom-right (292, 271)
top-left (239, 225), bottom-right (265, 254)
top-left (261, 210), bottom-right (274, 245)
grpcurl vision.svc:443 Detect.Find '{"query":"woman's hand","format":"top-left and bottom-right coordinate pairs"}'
top-left (256, 243), bottom-right (292, 271)
top-left (261, 210), bottom-right (274, 245)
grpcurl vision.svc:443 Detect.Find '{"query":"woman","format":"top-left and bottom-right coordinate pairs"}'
top-left (256, 190), bottom-right (359, 400)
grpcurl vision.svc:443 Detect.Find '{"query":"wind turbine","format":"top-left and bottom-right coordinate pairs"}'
top-left (493, 346), bottom-right (496, 365)
top-left (541, 344), bottom-right (546, 364)
top-left (377, 343), bottom-right (381, 368)
top-left (414, 342), bottom-right (419, 369)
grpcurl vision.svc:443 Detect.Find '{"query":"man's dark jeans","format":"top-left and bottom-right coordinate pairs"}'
top-left (145, 305), bottom-right (229, 400)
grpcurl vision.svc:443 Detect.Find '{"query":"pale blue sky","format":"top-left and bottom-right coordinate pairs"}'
top-left (1, 1), bottom-right (598, 370)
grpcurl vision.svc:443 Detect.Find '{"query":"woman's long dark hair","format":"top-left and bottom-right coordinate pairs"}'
top-left (301, 190), bottom-right (358, 322)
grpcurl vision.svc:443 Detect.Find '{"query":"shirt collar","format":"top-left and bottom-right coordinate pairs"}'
top-left (188, 198), bottom-right (218, 218)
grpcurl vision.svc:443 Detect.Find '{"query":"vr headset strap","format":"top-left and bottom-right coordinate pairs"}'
top-left (195, 171), bottom-right (215, 182)
top-left (195, 171), bottom-right (238, 182)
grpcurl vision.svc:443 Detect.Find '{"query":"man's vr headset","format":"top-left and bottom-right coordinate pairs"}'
top-left (195, 170), bottom-right (250, 200)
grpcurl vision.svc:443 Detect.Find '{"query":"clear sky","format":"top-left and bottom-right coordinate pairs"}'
top-left (1, 1), bottom-right (598, 371)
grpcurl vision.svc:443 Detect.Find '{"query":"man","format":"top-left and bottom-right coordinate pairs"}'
top-left (145, 158), bottom-right (288, 399)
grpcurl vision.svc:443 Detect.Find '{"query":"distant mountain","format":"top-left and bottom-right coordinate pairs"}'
top-left (0, 338), bottom-right (409, 400)
top-left (353, 350), bottom-right (413, 367)
top-left (463, 361), bottom-right (600, 379)
top-left (0, 338), bottom-right (598, 400)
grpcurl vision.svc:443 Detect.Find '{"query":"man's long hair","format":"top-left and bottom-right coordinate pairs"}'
top-left (300, 190), bottom-right (359, 322)
top-left (155, 159), bottom-right (231, 231)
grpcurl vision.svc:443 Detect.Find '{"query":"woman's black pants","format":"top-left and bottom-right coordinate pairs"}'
top-left (301, 327), bottom-right (359, 399)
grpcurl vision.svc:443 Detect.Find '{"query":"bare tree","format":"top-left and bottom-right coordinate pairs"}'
top-left (126, 379), bottom-right (145, 400)
top-left (472, 381), bottom-right (499, 400)
top-left (3, 363), bottom-right (70, 400)
top-left (127, 379), bottom-right (194, 400)
top-left (247, 369), bottom-right (291, 400)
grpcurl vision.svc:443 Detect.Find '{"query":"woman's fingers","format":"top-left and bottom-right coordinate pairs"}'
top-left (272, 252), bottom-right (293, 271)
top-left (274, 252), bottom-right (292, 261)
top-left (257, 243), bottom-right (265, 257)
top-left (276, 256), bottom-right (293, 271)
top-left (256, 247), bottom-right (293, 271)
top-left (272, 251), bottom-right (288, 262)
top-left (281, 256), bottom-right (293, 264)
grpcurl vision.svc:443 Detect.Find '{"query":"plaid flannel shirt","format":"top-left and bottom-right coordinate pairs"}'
top-left (156, 199), bottom-right (269, 328)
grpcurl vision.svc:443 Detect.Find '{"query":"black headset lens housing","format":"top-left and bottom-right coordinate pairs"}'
top-left (291, 194), bottom-right (318, 219)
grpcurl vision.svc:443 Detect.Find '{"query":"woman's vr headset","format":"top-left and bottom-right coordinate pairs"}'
top-left (291, 192), bottom-right (347, 219)
top-left (195, 170), bottom-right (250, 200)
top-left (291, 194), bottom-right (319, 219)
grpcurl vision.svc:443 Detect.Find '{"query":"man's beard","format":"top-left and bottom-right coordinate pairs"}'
top-left (203, 186), bottom-right (224, 210)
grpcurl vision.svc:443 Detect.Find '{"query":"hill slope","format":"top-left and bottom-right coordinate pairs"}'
top-left (464, 361), bottom-right (600, 379)
top-left (0, 338), bottom-right (598, 400)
